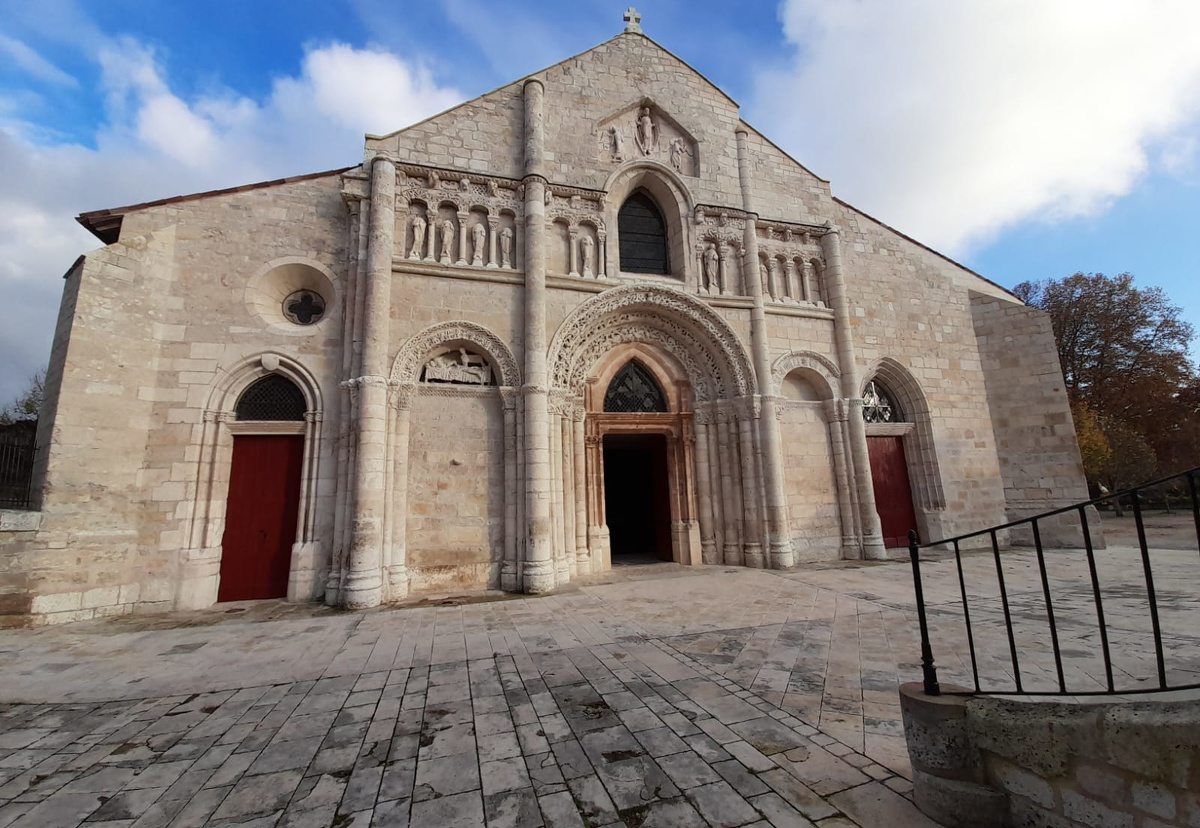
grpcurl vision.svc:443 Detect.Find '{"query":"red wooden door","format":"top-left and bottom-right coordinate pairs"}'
top-left (867, 436), bottom-right (919, 549)
top-left (219, 435), bottom-right (304, 601)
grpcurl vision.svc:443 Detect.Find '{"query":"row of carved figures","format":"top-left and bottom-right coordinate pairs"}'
top-left (407, 213), bottom-right (515, 269)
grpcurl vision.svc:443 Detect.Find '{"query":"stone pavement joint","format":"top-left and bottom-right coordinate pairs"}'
top-left (3, 533), bottom-right (1193, 827)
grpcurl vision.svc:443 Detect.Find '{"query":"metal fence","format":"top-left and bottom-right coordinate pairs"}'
top-left (0, 424), bottom-right (36, 509)
top-left (908, 466), bottom-right (1200, 697)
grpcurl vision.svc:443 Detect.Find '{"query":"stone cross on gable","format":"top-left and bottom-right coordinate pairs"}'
top-left (623, 6), bottom-right (642, 33)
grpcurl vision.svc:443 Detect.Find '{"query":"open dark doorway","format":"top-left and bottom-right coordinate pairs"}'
top-left (602, 433), bottom-right (672, 563)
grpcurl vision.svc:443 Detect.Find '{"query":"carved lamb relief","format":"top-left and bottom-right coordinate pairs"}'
top-left (595, 100), bottom-right (698, 176)
top-left (421, 348), bottom-right (494, 385)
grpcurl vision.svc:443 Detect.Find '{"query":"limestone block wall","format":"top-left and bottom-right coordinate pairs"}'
top-left (832, 203), bottom-right (1010, 543)
top-left (10, 173), bottom-right (349, 624)
top-left (406, 390), bottom-right (504, 593)
top-left (970, 294), bottom-right (1092, 545)
top-left (900, 683), bottom-right (1200, 828)
top-left (780, 402), bottom-right (842, 561)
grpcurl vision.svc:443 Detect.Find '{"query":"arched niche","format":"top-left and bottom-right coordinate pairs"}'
top-left (243, 257), bottom-right (338, 337)
top-left (861, 357), bottom-right (947, 542)
top-left (387, 320), bottom-right (521, 597)
top-left (603, 161), bottom-right (694, 285)
top-left (181, 352), bottom-right (327, 611)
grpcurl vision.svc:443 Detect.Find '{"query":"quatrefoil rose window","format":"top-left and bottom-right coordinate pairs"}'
top-left (282, 290), bottom-right (326, 325)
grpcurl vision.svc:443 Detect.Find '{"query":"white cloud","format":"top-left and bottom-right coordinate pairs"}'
top-left (0, 38), bottom-right (460, 403)
top-left (0, 34), bottom-right (77, 86)
top-left (752, 0), bottom-right (1200, 254)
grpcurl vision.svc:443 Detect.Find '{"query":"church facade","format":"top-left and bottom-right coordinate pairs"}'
top-left (1, 18), bottom-right (1091, 624)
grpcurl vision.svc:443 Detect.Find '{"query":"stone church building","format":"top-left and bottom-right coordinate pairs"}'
top-left (2, 14), bottom-right (1090, 623)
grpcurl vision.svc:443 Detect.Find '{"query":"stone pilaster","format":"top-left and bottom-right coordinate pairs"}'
top-left (521, 78), bottom-right (556, 593)
top-left (822, 226), bottom-right (886, 559)
top-left (343, 155), bottom-right (395, 609)
top-left (735, 128), bottom-right (794, 569)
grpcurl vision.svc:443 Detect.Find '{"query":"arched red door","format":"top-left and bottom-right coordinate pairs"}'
top-left (867, 435), bottom-right (918, 548)
top-left (218, 434), bottom-right (304, 601)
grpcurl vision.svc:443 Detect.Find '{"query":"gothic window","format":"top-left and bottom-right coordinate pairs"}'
top-left (862, 380), bottom-right (901, 424)
top-left (618, 191), bottom-right (670, 274)
top-left (236, 375), bottom-right (307, 421)
top-left (604, 361), bottom-right (668, 413)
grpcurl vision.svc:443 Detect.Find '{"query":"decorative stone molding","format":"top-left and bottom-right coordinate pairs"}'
top-left (771, 350), bottom-right (841, 397)
top-left (389, 381), bottom-right (418, 411)
top-left (390, 320), bottom-right (520, 388)
top-left (548, 284), bottom-right (755, 401)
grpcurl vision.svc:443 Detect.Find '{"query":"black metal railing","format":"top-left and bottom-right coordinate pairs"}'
top-left (908, 466), bottom-right (1200, 696)
top-left (0, 426), bottom-right (36, 509)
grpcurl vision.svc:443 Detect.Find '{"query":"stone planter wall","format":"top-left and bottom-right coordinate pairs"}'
top-left (900, 682), bottom-right (1200, 827)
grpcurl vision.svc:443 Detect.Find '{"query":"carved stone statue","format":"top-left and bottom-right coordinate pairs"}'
top-left (427, 170), bottom-right (440, 189)
top-left (609, 125), bottom-right (626, 162)
top-left (487, 179), bottom-right (500, 198)
top-left (500, 227), bottom-right (514, 268)
top-left (471, 221), bottom-right (486, 266)
top-left (440, 218), bottom-right (455, 263)
top-left (423, 348), bottom-right (492, 385)
top-left (409, 214), bottom-right (426, 260)
top-left (669, 137), bottom-right (692, 173)
top-left (580, 234), bottom-right (595, 278)
top-left (702, 244), bottom-right (719, 292)
top-left (635, 106), bottom-right (656, 155)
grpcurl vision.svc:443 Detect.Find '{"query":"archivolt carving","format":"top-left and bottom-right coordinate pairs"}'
top-left (390, 320), bottom-right (520, 388)
top-left (771, 351), bottom-right (841, 395)
top-left (548, 284), bottom-right (754, 400)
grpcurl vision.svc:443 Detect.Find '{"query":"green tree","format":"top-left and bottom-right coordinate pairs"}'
top-left (0, 371), bottom-right (44, 425)
top-left (1014, 272), bottom-right (1198, 476)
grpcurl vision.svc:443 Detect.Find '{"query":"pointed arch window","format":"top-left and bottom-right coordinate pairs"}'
top-left (862, 380), bottom-right (901, 424)
top-left (618, 191), bottom-right (670, 274)
top-left (236, 375), bottom-right (307, 421)
top-left (604, 361), bottom-right (668, 413)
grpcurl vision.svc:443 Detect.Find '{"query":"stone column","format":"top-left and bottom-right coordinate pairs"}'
top-left (824, 398), bottom-right (859, 560)
top-left (344, 155), bottom-right (395, 609)
top-left (694, 411), bottom-right (718, 564)
top-left (784, 259), bottom-right (798, 302)
top-left (425, 214), bottom-right (438, 263)
top-left (822, 226), bottom-right (886, 559)
top-left (550, 408), bottom-right (568, 584)
top-left (737, 403), bottom-right (764, 568)
top-left (596, 230), bottom-right (607, 279)
top-left (456, 211), bottom-right (469, 266)
top-left (501, 389), bottom-right (519, 590)
top-left (801, 260), bottom-right (812, 302)
top-left (568, 226), bottom-right (579, 278)
top-left (387, 384), bottom-right (415, 594)
top-left (561, 410), bottom-right (577, 579)
top-left (705, 404), bottom-right (725, 553)
top-left (487, 219), bottom-right (499, 269)
top-left (716, 405), bottom-right (742, 566)
top-left (735, 128), bottom-right (794, 569)
top-left (572, 407), bottom-right (588, 575)
top-left (522, 78), bottom-right (556, 592)
top-left (766, 257), bottom-right (781, 302)
top-left (718, 242), bottom-right (732, 295)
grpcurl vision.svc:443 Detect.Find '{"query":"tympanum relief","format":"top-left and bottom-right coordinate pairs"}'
top-left (421, 348), bottom-right (494, 385)
top-left (596, 101), bottom-right (699, 176)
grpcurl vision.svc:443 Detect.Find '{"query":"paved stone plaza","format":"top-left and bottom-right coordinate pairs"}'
top-left (1, 516), bottom-right (1197, 827)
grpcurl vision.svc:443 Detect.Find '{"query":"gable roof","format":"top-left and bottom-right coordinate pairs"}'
top-left (367, 31), bottom-right (738, 145)
top-left (77, 167), bottom-right (351, 244)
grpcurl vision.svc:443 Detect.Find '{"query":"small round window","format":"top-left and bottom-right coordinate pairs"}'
top-left (282, 290), bottom-right (326, 325)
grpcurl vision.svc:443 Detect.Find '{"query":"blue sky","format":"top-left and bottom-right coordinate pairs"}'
top-left (2, 0), bottom-right (1198, 403)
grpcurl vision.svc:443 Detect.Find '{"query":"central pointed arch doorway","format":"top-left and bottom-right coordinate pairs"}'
top-left (585, 343), bottom-right (700, 568)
